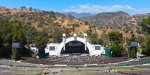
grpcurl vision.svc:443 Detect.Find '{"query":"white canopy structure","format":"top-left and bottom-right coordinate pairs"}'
top-left (45, 33), bottom-right (105, 56)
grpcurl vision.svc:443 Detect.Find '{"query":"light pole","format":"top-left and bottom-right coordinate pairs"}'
top-left (63, 33), bottom-right (66, 51)
top-left (84, 33), bottom-right (87, 50)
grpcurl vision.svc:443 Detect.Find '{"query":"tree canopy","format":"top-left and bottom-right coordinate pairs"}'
top-left (107, 31), bottom-right (124, 57)
top-left (108, 31), bottom-right (123, 44)
top-left (0, 17), bottom-right (48, 58)
top-left (141, 17), bottom-right (150, 34)
top-left (140, 17), bottom-right (150, 56)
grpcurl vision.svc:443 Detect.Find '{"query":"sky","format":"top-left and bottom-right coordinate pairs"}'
top-left (0, 0), bottom-right (150, 15)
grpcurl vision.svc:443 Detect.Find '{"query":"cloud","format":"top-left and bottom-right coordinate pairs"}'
top-left (64, 4), bottom-right (150, 15)
top-left (132, 8), bottom-right (150, 14)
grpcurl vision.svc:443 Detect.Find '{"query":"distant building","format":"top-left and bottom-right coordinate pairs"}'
top-left (45, 33), bottom-right (105, 56)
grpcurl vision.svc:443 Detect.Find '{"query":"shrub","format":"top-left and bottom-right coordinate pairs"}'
top-left (111, 44), bottom-right (124, 57)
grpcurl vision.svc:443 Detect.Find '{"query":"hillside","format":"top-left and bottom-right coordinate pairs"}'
top-left (0, 6), bottom-right (149, 41)
top-left (0, 6), bottom-right (89, 37)
top-left (82, 11), bottom-right (150, 34)
top-left (82, 11), bottom-right (130, 28)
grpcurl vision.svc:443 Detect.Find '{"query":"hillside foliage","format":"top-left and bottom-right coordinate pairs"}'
top-left (0, 17), bottom-right (48, 58)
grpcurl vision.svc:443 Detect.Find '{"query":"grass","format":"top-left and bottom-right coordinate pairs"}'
top-left (62, 68), bottom-right (99, 72)
top-left (111, 67), bottom-right (147, 71)
top-left (11, 67), bottom-right (45, 73)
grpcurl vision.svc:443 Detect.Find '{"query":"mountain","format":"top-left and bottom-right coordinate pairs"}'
top-left (82, 11), bottom-right (130, 28)
top-left (0, 6), bottom-right (150, 39)
top-left (82, 11), bottom-right (150, 33)
top-left (132, 14), bottom-right (150, 22)
top-left (64, 12), bottom-right (94, 18)
top-left (0, 6), bottom-right (90, 38)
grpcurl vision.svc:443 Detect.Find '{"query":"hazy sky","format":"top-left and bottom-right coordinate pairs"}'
top-left (0, 0), bottom-right (150, 15)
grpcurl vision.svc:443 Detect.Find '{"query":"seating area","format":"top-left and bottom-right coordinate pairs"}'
top-left (22, 55), bottom-right (128, 65)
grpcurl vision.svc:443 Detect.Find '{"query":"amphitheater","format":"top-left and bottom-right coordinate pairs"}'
top-left (28, 33), bottom-right (129, 65)
top-left (1, 34), bottom-right (150, 75)
top-left (44, 33), bottom-right (105, 56)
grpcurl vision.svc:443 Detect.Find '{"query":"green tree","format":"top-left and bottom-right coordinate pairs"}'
top-left (140, 17), bottom-right (150, 56)
top-left (88, 32), bottom-right (103, 44)
top-left (96, 37), bottom-right (103, 45)
top-left (23, 25), bottom-right (37, 46)
top-left (141, 35), bottom-right (150, 56)
top-left (0, 17), bottom-right (12, 57)
top-left (129, 31), bottom-right (136, 42)
top-left (108, 31), bottom-right (123, 45)
top-left (0, 17), bottom-right (48, 58)
top-left (111, 44), bottom-right (124, 57)
top-left (10, 20), bottom-right (26, 45)
top-left (141, 17), bottom-right (150, 34)
top-left (52, 27), bottom-right (63, 43)
top-left (33, 32), bottom-right (48, 48)
top-left (107, 31), bottom-right (125, 57)
top-left (89, 33), bottom-right (98, 44)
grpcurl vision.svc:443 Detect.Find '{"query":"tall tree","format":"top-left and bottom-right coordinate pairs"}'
top-left (52, 27), bottom-right (63, 43)
top-left (33, 32), bottom-right (48, 48)
top-left (0, 17), bottom-right (48, 58)
top-left (108, 31), bottom-right (124, 57)
top-left (141, 35), bottom-right (150, 56)
top-left (111, 44), bottom-right (124, 57)
top-left (141, 17), bottom-right (150, 34)
top-left (108, 31), bottom-right (123, 45)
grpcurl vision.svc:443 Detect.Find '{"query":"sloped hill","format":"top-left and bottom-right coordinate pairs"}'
top-left (0, 6), bottom-right (89, 36)
top-left (82, 11), bottom-right (150, 34)
top-left (0, 6), bottom-right (148, 40)
top-left (82, 11), bottom-right (130, 28)
top-left (132, 14), bottom-right (150, 23)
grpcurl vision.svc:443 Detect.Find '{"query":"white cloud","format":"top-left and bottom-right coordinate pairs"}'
top-left (64, 4), bottom-right (150, 15)
top-left (132, 8), bottom-right (150, 14)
